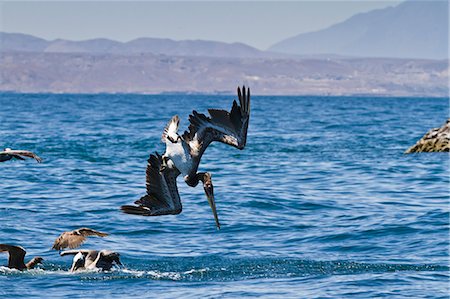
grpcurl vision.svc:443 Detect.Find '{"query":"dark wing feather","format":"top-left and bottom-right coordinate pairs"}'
top-left (0, 244), bottom-right (26, 269)
top-left (99, 250), bottom-right (121, 264)
top-left (182, 86), bottom-right (250, 161)
top-left (121, 153), bottom-right (182, 216)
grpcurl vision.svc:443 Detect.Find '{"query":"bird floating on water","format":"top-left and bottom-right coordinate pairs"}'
top-left (52, 228), bottom-right (109, 251)
top-left (0, 244), bottom-right (43, 270)
top-left (60, 249), bottom-right (122, 272)
top-left (121, 86), bottom-right (251, 229)
top-left (0, 148), bottom-right (42, 163)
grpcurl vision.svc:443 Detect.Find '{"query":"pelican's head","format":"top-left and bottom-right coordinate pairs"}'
top-left (201, 172), bottom-right (220, 229)
top-left (32, 257), bottom-right (44, 264)
top-left (71, 252), bottom-right (85, 272)
top-left (26, 256), bottom-right (44, 269)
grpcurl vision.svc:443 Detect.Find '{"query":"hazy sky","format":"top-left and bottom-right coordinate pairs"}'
top-left (1, 1), bottom-right (403, 49)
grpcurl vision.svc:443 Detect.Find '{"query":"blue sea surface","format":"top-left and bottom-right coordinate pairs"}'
top-left (0, 93), bottom-right (448, 298)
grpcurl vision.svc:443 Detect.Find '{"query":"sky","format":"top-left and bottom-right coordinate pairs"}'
top-left (0, 1), bottom-right (403, 50)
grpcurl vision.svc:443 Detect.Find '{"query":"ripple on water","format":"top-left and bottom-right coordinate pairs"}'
top-left (0, 94), bottom-right (448, 298)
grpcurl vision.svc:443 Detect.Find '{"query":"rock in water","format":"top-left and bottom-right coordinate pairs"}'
top-left (405, 119), bottom-right (450, 153)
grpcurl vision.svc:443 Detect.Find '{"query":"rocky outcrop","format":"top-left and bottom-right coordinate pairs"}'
top-left (405, 119), bottom-right (450, 153)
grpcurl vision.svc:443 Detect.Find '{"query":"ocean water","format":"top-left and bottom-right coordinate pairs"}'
top-left (0, 93), bottom-right (448, 298)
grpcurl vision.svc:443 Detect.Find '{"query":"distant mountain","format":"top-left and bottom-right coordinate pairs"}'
top-left (1, 1), bottom-right (447, 96)
top-left (0, 32), bottom-right (49, 52)
top-left (0, 32), bottom-right (266, 58)
top-left (269, 0), bottom-right (448, 59)
top-left (1, 51), bottom-right (447, 96)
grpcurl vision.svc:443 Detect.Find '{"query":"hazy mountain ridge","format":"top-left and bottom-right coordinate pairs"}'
top-left (269, 1), bottom-right (448, 59)
top-left (2, 1), bottom-right (448, 60)
top-left (1, 1), bottom-right (448, 96)
top-left (0, 32), bottom-right (268, 58)
top-left (1, 51), bottom-right (447, 96)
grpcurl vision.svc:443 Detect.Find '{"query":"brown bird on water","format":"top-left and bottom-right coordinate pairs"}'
top-left (52, 228), bottom-right (108, 251)
top-left (0, 148), bottom-right (42, 163)
top-left (0, 244), bottom-right (43, 270)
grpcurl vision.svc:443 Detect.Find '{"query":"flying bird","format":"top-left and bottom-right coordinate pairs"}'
top-left (121, 86), bottom-right (251, 229)
top-left (0, 244), bottom-right (43, 270)
top-left (60, 249), bottom-right (122, 272)
top-left (0, 148), bottom-right (42, 163)
top-left (52, 228), bottom-right (109, 251)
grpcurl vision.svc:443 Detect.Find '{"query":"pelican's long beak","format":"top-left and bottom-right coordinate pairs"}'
top-left (203, 175), bottom-right (220, 229)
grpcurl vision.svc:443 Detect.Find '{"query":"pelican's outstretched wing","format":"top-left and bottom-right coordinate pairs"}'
top-left (0, 149), bottom-right (42, 163)
top-left (60, 249), bottom-right (93, 256)
top-left (52, 228), bottom-right (108, 250)
top-left (182, 86), bottom-right (250, 161)
top-left (121, 153), bottom-right (182, 216)
top-left (0, 244), bottom-right (26, 269)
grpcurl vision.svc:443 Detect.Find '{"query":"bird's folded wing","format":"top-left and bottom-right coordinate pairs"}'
top-left (121, 153), bottom-right (181, 216)
top-left (182, 86), bottom-right (250, 158)
top-left (99, 250), bottom-right (121, 262)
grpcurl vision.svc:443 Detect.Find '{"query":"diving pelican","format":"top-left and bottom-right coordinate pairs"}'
top-left (121, 86), bottom-right (251, 229)
top-left (0, 244), bottom-right (43, 270)
top-left (0, 148), bottom-right (42, 163)
top-left (60, 249), bottom-right (122, 272)
top-left (52, 228), bottom-right (109, 251)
